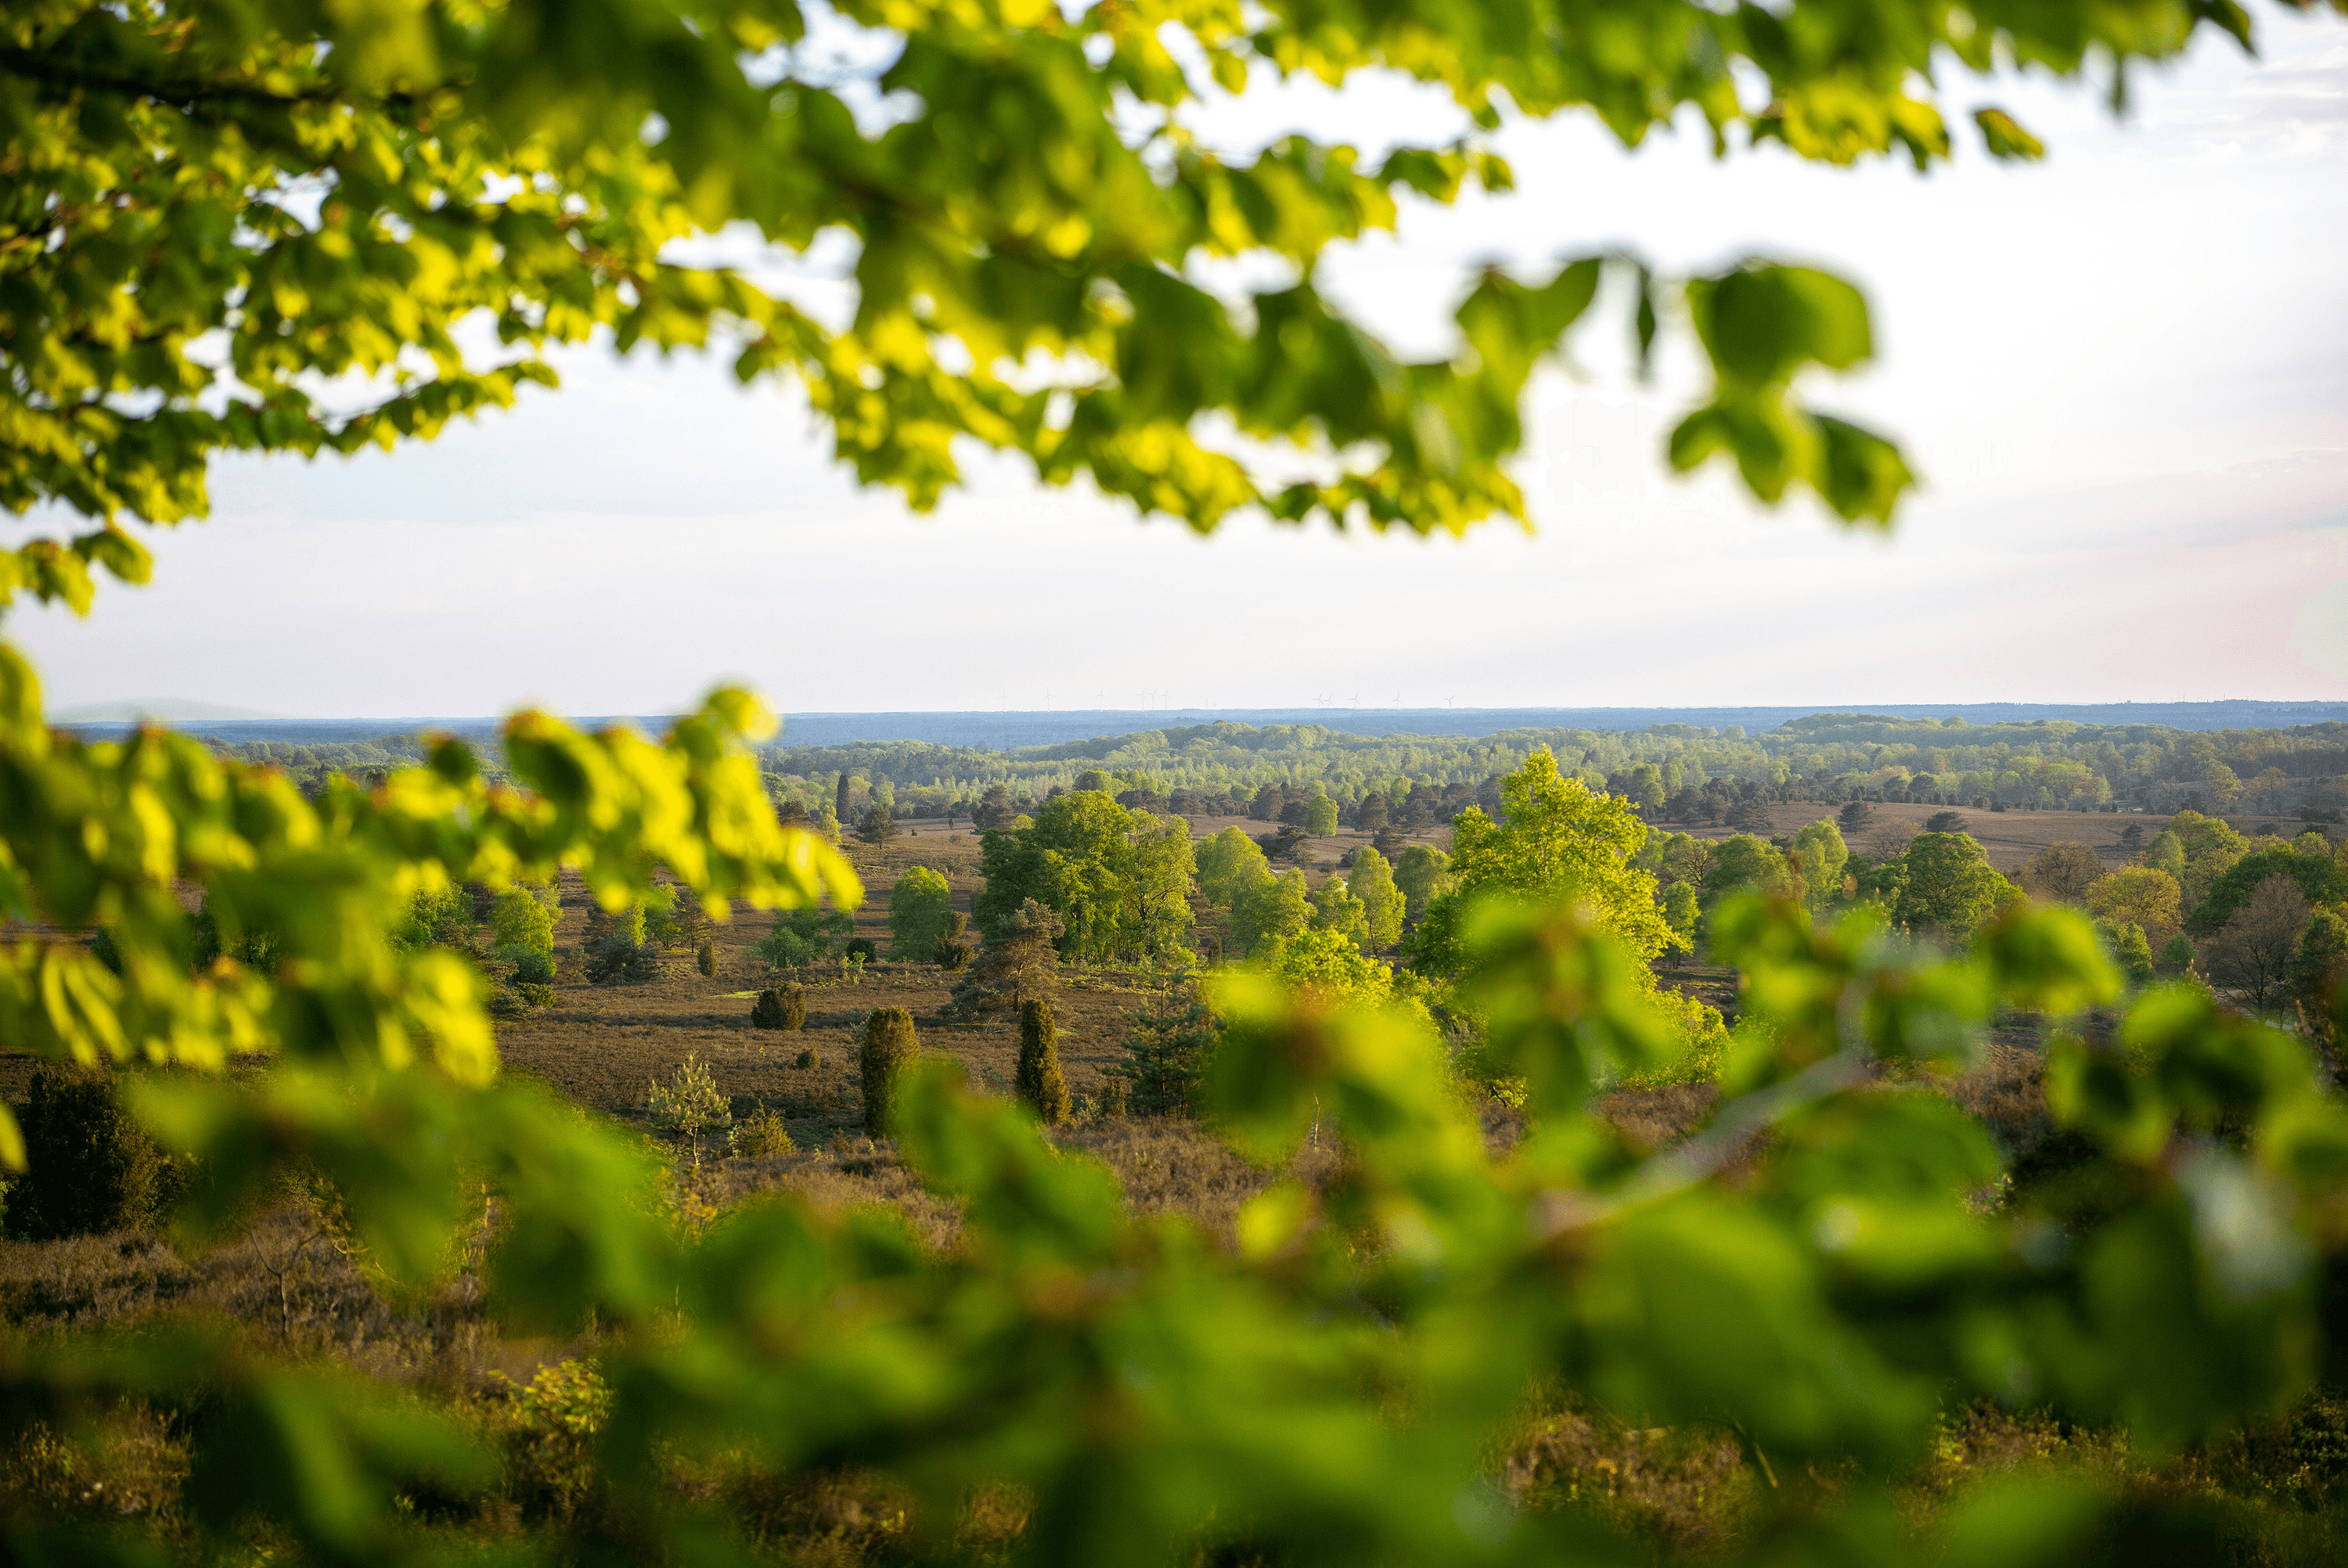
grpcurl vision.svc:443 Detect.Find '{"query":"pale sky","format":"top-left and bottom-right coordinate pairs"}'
top-left (13, 13), bottom-right (2348, 718)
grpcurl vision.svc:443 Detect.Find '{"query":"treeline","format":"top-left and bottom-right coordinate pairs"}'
top-left (1648, 799), bottom-right (2348, 1030)
top-left (758, 714), bottom-right (2348, 823)
top-left (200, 714), bottom-right (2348, 827)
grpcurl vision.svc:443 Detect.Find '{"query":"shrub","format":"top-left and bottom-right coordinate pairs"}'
top-left (585, 939), bottom-right (660, 986)
top-left (759, 906), bottom-right (855, 971)
top-left (859, 1009), bottom-right (920, 1136)
top-left (794, 1047), bottom-right (821, 1070)
top-left (1097, 1077), bottom-right (1128, 1118)
top-left (934, 911), bottom-right (976, 970)
top-left (2160, 932), bottom-right (2199, 973)
top-left (6, 1065), bottom-right (170, 1240)
top-left (844, 936), bottom-right (878, 966)
top-left (495, 943), bottom-right (556, 986)
top-left (1017, 1000), bottom-right (1071, 1125)
top-left (496, 1359), bottom-right (611, 1523)
top-left (728, 1103), bottom-right (794, 1159)
top-left (751, 986), bottom-right (806, 1031)
top-left (695, 941), bottom-right (716, 976)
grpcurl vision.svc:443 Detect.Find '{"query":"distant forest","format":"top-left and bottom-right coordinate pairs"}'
top-left (213, 712), bottom-right (2348, 827)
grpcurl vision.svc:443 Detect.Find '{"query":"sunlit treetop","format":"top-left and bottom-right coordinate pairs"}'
top-left (4, 0), bottom-right (2327, 611)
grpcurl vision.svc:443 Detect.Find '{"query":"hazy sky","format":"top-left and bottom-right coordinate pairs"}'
top-left (14, 13), bottom-right (2348, 718)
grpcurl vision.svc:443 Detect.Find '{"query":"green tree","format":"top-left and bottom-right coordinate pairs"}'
top-left (1892, 833), bottom-right (2011, 940)
top-left (1195, 826), bottom-right (1272, 909)
top-left (1309, 876), bottom-right (1370, 951)
top-left (1349, 848), bottom-right (1405, 951)
top-left (2098, 920), bottom-right (2157, 987)
top-left (976, 792), bottom-right (1194, 965)
top-left (945, 899), bottom-right (1063, 1020)
top-left (1663, 882), bottom-right (1701, 955)
top-left (857, 803), bottom-right (900, 843)
top-left (1074, 768), bottom-right (1113, 793)
top-left (2187, 847), bottom-right (2348, 937)
top-left (1701, 834), bottom-right (1799, 909)
top-left (1232, 869), bottom-right (1313, 960)
top-left (2088, 866), bottom-right (2185, 941)
top-left (2143, 829), bottom-right (2189, 885)
top-left (759, 906), bottom-right (855, 972)
top-left (1791, 818), bottom-right (1850, 909)
top-left (1017, 1000), bottom-right (1072, 1126)
top-left (1304, 794), bottom-right (1340, 836)
top-left (1112, 982), bottom-right (1219, 1118)
top-left (1392, 845), bottom-right (1453, 920)
top-left (1266, 926), bottom-right (1395, 1010)
top-left (1415, 752), bottom-right (1679, 976)
top-left (2166, 810), bottom-right (2250, 907)
top-left (490, 885), bottom-right (556, 958)
top-left (2291, 910), bottom-right (2346, 1054)
top-left (888, 867), bottom-right (954, 961)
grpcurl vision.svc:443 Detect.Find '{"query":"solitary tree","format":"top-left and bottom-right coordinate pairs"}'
top-left (1304, 794), bottom-right (1341, 836)
top-left (857, 804), bottom-right (900, 843)
top-left (836, 772), bottom-right (853, 825)
top-left (1016, 1001), bottom-right (1072, 1126)
top-left (889, 867), bottom-right (955, 960)
top-left (1838, 800), bottom-right (1876, 836)
top-left (859, 1009), bottom-right (921, 1137)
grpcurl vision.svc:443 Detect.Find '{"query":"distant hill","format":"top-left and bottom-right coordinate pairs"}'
top-left (51, 698), bottom-right (283, 723)
top-left (59, 701), bottom-right (2348, 749)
